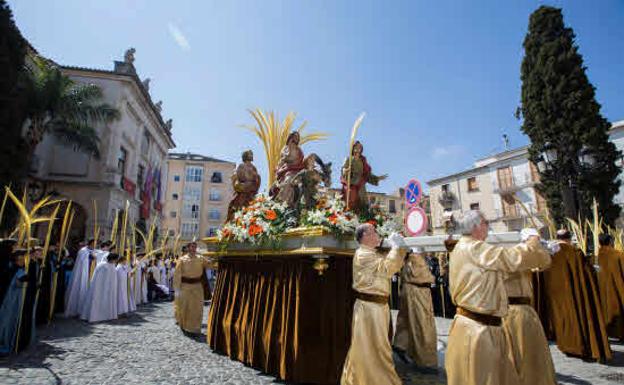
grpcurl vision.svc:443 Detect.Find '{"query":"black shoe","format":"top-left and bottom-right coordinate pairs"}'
top-left (392, 347), bottom-right (410, 364)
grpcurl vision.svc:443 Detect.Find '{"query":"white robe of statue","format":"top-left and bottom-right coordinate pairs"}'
top-left (64, 246), bottom-right (94, 317)
top-left (80, 262), bottom-right (118, 322)
top-left (116, 264), bottom-right (130, 315)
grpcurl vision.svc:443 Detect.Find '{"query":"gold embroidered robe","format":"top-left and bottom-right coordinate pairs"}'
top-left (173, 254), bottom-right (211, 334)
top-left (393, 252), bottom-right (437, 368)
top-left (340, 245), bottom-right (403, 385)
top-left (446, 236), bottom-right (550, 385)
top-left (503, 268), bottom-right (556, 385)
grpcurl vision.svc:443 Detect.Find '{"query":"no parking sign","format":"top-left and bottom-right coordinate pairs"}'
top-left (405, 179), bottom-right (422, 207)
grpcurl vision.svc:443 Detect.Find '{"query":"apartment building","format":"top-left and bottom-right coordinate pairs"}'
top-left (162, 153), bottom-right (235, 240)
top-left (428, 146), bottom-right (546, 234)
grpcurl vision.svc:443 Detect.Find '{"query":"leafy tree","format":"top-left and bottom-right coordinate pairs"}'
top-left (519, 6), bottom-right (621, 226)
top-left (22, 57), bottom-right (120, 160)
top-left (0, 0), bottom-right (29, 232)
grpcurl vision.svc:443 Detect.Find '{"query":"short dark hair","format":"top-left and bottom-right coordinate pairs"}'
top-left (355, 224), bottom-right (369, 244)
top-left (599, 233), bottom-right (614, 247)
top-left (100, 240), bottom-right (112, 248)
top-left (107, 253), bottom-right (120, 262)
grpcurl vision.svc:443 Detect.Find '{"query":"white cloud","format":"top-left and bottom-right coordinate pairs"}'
top-left (432, 144), bottom-right (464, 159)
top-left (168, 22), bottom-right (191, 51)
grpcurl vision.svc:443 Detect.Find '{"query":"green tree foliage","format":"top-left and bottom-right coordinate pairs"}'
top-left (22, 57), bottom-right (120, 160)
top-left (519, 6), bottom-right (621, 226)
top-left (0, 0), bottom-right (29, 232)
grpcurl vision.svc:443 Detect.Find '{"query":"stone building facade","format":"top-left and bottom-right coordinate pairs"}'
top-left (28, 49), bottom-right (175, 244)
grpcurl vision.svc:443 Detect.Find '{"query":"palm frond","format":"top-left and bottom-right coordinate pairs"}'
top-left (243, 108), bottom-right (328, 186)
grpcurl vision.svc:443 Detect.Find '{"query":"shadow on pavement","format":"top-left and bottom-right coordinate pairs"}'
top-left (555, 373), bottom-right (593, 385)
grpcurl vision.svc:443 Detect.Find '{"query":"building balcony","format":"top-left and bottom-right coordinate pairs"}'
top-left (437, 191), bottom-right (456, 210)
top-left (494, 180), bottom-right (536, 195)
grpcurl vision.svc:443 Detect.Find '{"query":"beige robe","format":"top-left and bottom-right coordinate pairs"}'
top-left (393, 253), bottom-right (437, 368)
top-left (173, 253), bottom-right (210, 334)
top-left (503, 269), bottom-right (556, 385)
top-left (340, 245), bottom-right (404, 385)
top-left (446, 236), bottom-right (550, 385)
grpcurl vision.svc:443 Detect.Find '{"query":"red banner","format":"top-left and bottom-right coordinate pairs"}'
top-left (123, 177), bottom-right (136, 196)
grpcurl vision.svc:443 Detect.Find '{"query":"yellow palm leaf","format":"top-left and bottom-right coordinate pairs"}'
top-left (243, 108), bottom-right (328, 186)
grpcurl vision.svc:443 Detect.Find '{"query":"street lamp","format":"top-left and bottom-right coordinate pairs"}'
top-left (578, 145), bottom-right (596, 168)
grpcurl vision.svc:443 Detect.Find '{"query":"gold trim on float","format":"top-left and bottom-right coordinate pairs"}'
top-left (201, 246), bottom-right (355, 258)
top-left (201, 226), bottom-right (350, 245)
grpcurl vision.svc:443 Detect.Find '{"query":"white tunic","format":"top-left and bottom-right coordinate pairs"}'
top-left (116, 264), bottom-right (130, 315)
top-left (64, 246), bottom-right (95, 317)
top-left (141, 262), bottom-right (148, 303)
top-left (133, 265), bottom-right (143, 305)
top-left (80, 262), bottom-right (118, 322)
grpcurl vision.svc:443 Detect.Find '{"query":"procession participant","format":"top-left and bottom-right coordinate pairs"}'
top-left (53, 247), bottom-right (71, 314)
top-left (393, 246), bottom-right (438, 370)
top-left (133, 251), bottom-right (145, 306)
top-left (226, 150), bottom-right (261, 222)
top-left (173, 241), bottom-right (212, 335)
top-left (597, 233), bottom-right (624, 340)
top-left (0, 250), bottom-right (28, 354)
top-left (445, 210), bottom-right (550, 385)
top-left (35, 245), bottom-right (55, 325)
top-left (340, 141), bottom-right (387, 214)
top-left (96, 241), bottom-right (112, 264)
top-left (340, 224), bottom-right (406, 385)
top-left (17, 246), bottom-right (40, 350)
top-left (116, 255), bottom-right (130, 316)
top-left (502, 228), bottom-right (556, 385)
top-left (159, 258), bottom-right (169, 293)
top-left (80, 252), bottom-right (119, 323)
top-left (544, 229), bottom-right (611, 361)
top-left (65, 239), bottom-right (96, 317)
top-left (141, 257), bottom-right (148, 303)
top-left (0, 239), bottom-right (17, 303)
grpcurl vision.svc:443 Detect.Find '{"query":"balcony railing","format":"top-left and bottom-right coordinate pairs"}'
top-left (493, 173), bottom-right (536, 195)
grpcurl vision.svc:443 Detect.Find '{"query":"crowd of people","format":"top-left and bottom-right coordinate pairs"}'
top-left (0, 237), bottom-right (190, 355)
top-left (342, 210), bottom-right (624, 385)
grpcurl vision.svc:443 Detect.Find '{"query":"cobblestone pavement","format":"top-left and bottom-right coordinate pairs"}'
top-left (0, 303), bottom-right (623, 384)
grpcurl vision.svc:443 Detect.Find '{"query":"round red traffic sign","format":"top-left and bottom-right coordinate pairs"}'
top-left (405, 207), bottom-right (428, 236)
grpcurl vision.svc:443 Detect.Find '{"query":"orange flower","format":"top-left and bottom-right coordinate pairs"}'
top-left (367, 219), bottom-right (377, 226)
top-left (264, 209), bottom-right (277, 221)
top-left (222, 229), bottom-right (232, 239)
top-left (248, 224), bottom-right (263, 236)
top-left (328, 214), bottom-right (338, 224)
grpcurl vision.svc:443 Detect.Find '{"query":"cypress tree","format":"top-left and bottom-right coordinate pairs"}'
top-left (519, 6), bottom-right (621, 226)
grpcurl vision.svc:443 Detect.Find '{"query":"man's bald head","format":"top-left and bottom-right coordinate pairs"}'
top-left (355, 223), bottom-right (381, 248)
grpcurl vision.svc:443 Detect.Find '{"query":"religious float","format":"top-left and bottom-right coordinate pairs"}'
top-left (202, 110), bottom-right (522, 384)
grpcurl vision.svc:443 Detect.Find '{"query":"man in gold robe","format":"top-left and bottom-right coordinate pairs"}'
top-left (502, 228), bottom-right (556, 385)
top-left (544, 229), bottom-right (611, 361)
top-left (173, 242), bottom-right (212, 335)
top-left (597, 233), bottom-right (624, 340)
top-left (446, 210), bottom-right (550, 385)
top-left (340, 224), bottom-right (405, 385)
top-left (392, 246), bottom-right (437, 370)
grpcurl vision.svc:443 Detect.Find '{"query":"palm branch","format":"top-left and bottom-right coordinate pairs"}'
top-left (243, 108), bottom-right (328, 186)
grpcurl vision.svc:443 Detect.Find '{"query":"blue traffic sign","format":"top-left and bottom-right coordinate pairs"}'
top-left (405, 179), bottom-right (422, 207)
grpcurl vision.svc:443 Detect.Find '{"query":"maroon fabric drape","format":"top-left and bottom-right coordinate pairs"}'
top-left (207, 255), bottom-right (354, 384)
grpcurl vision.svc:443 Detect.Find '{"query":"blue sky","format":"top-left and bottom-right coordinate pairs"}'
top-left (10, 1), bottom-right (624, 193)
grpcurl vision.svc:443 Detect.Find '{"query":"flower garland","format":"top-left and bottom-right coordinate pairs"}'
top-left (300, 194), bottom-right (359, 237)
top-left (218, 194), bottom-right (401, 248)
top-left (218, 195), bottom-right (296, 246)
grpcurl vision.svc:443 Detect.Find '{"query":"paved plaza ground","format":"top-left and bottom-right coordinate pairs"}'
top-left (1, 302), bottom-right (624, 384)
